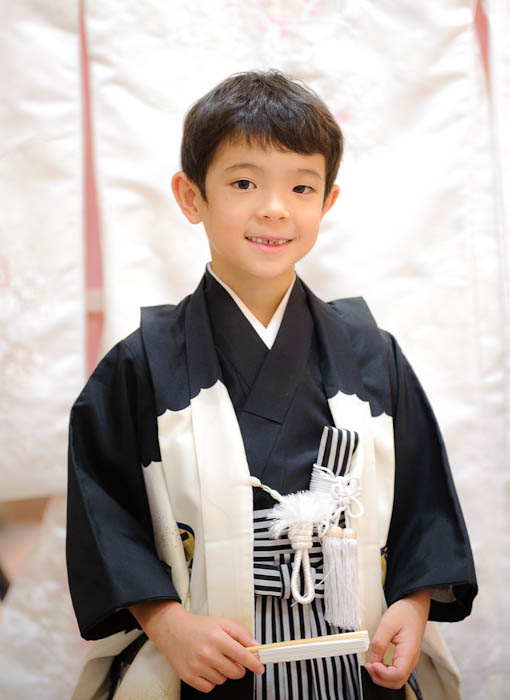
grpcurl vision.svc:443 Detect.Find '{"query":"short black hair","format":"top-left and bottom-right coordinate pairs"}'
top-left (181, 69), bottom-right (343, 201)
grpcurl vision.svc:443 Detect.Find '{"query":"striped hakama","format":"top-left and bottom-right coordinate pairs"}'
top-left (253, 508), bottom-right (362, 700)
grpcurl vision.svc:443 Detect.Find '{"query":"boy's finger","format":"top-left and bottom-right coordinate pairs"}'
top-left (189, 676), bottom-right (216, 694)
top-left (365, 661), bottom-right (408, 689)
top-left (234, 645), bottom-right (265, 675)
top-left (220, 618), bottom-right (259, 647)
top-left (218, 620), bottom-right (265, 674)
top-left (220, 619), bottom-right (265, 674)
top-left (366, 640), bottom-right (416, 689)
top-left (368, 661), bottom-right (407, 682)
top-left (369, 618), bottom-right (399, 663)
top-left (209, 656), bottom-right (246, 681)
top-left (202, 667), bottom-right (228, 686)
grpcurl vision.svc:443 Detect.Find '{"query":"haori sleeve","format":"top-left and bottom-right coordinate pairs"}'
top-left (382, 332), bottom-right (478, 622)
top-left (66, 331), bottom-right (180, 641)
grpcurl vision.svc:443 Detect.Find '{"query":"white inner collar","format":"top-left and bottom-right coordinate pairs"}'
top-left (207, 263), bottom-right (295, 349)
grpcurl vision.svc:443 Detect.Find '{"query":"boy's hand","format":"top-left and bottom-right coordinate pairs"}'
top-left (129, 600), bottom-right (265, 693)
top-left (364, 588), bottom-right (430, 690)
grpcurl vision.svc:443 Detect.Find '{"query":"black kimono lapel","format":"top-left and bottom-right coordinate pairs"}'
top-left (205, 272), bottom-right (314, 484)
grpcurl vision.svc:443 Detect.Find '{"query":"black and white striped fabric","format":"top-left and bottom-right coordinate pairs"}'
top-left (252, 427), bottom-right (362, 700)
top-left (316, 426), bottom-right (359, 478)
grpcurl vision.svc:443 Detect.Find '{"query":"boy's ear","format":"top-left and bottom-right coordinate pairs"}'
top-left (171, 172), bottom-right (204, 224)
top-left (321, 184), bottom-right (340, 218)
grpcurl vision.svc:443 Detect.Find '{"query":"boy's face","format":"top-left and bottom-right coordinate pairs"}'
top-left (174, 139), bottom-right (338, 292)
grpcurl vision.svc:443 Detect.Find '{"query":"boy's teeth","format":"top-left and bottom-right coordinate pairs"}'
top-left (249, 237), bottom-right (287, 245)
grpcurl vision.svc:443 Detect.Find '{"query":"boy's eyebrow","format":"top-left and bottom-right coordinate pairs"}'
top-left (224, 163), bottom-right (323, 180)
top-left (296, 168), bottom-right (323, 180)
top-left (224, 162), bottom-right (259, 171)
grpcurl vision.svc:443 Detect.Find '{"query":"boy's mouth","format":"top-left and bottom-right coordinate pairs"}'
top-left (246, 236), bottom-right (290, 247)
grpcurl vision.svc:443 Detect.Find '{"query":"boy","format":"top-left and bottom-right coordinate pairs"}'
top-left (67, 70), bottom-right (477, 700)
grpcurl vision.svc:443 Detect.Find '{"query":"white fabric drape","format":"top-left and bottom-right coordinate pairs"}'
top-left (476, 1), bottom-right (510, 694)
top-left (0, 497), bottom-right (89, 698)
top-left (0, 1), bottom-right (85, 500)
top-left (0, 4), bottom-right (88, 698)
top-left (84, 2), bottom-right (507, 697)
top-left (486, 0), bottom-right (510, 438)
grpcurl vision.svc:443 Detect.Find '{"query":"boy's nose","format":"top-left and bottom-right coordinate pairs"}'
top-left (257, 193), bottom-right (290, 220)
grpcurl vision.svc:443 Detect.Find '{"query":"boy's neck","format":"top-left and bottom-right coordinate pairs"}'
top-left (209, 265), bottom-right (295, 327)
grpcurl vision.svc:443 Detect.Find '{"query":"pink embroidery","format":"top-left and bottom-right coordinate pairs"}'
top-left (335, 110), bottom-right (349, 125)
top-left (258, 0), bottom-right (311, 38)
top-left (0, 255), bottom-right (11, 290)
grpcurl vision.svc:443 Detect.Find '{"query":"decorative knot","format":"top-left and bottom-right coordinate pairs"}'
top-left (289, 522), bottom-right (314, 551)
top-left (310, 466), bottom-right (364, 523)
top-left (331, 476), bottom-right (363, 518)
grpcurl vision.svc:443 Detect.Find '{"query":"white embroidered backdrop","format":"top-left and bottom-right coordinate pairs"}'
top-left (0, 1), bottom-right (508, 698)
top-left (0, 1), bottom-right (85, 500)
top-left (0, 2), bottom-right (89, 696)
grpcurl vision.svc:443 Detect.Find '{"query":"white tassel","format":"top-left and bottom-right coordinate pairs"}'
top-left (309, 465), bottom-right (364, 630)
top-left (321, 525), bottom-right (361, 630)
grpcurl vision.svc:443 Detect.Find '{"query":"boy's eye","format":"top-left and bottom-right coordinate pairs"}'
top-left (233, 179), bottom-right (255, 190)
top-left (293, 185), bottom-right (313, 194)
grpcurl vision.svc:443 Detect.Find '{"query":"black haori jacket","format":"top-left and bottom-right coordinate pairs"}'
top-left (67, 273), bottom-right (477, 700)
